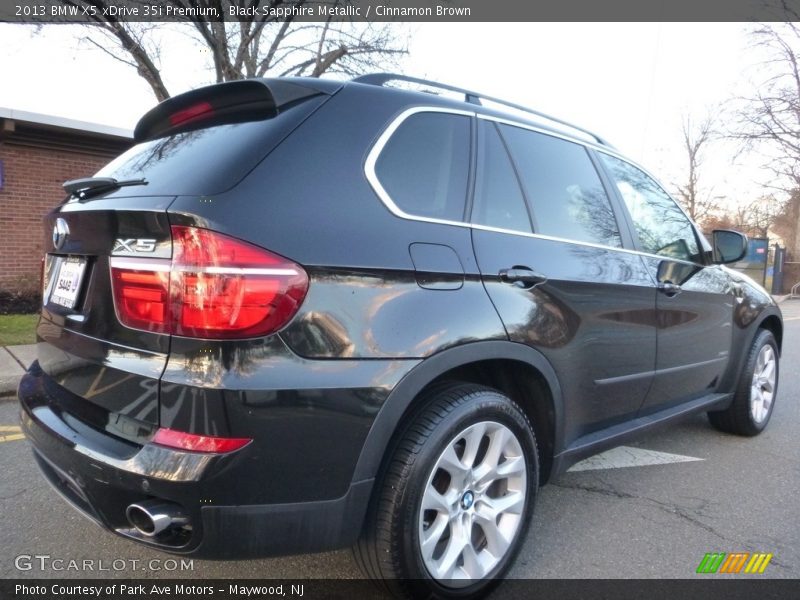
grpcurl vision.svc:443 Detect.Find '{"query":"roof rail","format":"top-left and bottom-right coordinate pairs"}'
top-left (352, 73), bottom-right (614, 148)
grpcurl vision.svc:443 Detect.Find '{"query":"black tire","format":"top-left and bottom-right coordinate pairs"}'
top-left (708, 329), bottom-right (779, 436)
top-left (353, 383), bottom-right (538, 599)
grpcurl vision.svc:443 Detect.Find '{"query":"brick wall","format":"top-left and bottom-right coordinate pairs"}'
top-left (0, 143), bottom-right (113, 290)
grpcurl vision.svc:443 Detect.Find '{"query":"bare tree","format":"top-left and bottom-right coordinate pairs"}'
top-left (771, 188), bottom-right (800, 257)
top-left (732, 22), bottom-right (800, 191)
top-left (57, 0), bottom-right (408, 101)
top-left (722, 195), bottom-right (784, 239)
top-left (728, 21), bottom-right (800, 255)
top-left (674, 112), bottom-right (719, 224)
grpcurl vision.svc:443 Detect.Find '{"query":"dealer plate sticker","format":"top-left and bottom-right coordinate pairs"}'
top-left (49, 257), bottom-right (87, 309)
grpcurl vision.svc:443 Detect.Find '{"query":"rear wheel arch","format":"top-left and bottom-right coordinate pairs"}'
top-left (352, 342), bottom-right (563, 487)
top-left (353, 383), bottom-right (538, 594)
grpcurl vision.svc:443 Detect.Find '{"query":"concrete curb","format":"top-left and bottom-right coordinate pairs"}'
top-left (0, 345), bottom-right (36, 398)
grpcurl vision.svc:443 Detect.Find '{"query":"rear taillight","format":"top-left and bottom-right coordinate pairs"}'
top-left (110, 226), bottom-right (308, 339)
top-left (110, 263), bottom-right (171, 333)
top-left (152, 427), bottom-right (251, 453)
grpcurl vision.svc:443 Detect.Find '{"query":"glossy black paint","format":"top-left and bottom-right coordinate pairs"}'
top-left (38, 200), bottom-right (175, 424)
top-left (160, 335), bottom-right (414, 502)
top-left (280, 268), bottom-right (504, 359)
top-left (641, 256), bottom-right (733, 412)
top-left (473, 229), bottom-right (658, 444)
top-left (19, 76), bottom-right (783, 558)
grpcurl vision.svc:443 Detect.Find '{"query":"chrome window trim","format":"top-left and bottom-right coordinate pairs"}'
top-left (364, 105), bottom-right (476, 228)
top-left (364, 106), bottom-right (703, 270)
top-left (593, 148), bottom-right (708, 264)
top-left (593, 147), bottom-right (700, 226)
top-left (478, 113), bottom-right (617, 156)
top-left (478, 114), bottom-right (679, 200)
top-left (471, 222), bottom-right (700, 268)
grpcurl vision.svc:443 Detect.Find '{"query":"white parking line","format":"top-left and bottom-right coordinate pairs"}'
top-left (568, 446), bottom-right (704, 472)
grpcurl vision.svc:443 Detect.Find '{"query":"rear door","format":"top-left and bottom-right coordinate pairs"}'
top-left (596, 152), bottom-right (733, 413)
top-left (470, 119), bottom-right (657, 443)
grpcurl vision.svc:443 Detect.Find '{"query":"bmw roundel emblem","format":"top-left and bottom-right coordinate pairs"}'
top-left (53, 218), bottom-right (70, 251)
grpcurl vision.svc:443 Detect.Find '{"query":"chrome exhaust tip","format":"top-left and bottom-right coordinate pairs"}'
top-left (126, 500), bottom-right (188, 537)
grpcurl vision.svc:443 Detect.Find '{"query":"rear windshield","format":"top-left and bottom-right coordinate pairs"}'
top-left (96, 96), bottom-right (325, 196)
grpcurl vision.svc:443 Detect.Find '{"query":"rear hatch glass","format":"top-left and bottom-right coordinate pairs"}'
top-left (94, 95), bottom-right (327, 197)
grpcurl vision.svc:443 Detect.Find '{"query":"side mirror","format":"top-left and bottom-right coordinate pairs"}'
top-left (712, 229), bottom-right (748, 264)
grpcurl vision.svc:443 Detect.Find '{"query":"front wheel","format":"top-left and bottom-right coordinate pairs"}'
top-left (354, 384), bottom-right (538, 598)
top-left (708, 329), bottom-right (779, 436)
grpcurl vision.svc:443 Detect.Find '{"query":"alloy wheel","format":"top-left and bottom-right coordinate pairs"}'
top-left (418, 421), bottom-right (527, 585)
top-left (750, 344), bottom-right (776, 424)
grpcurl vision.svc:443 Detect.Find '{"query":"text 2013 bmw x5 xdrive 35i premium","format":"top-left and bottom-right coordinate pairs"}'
top-left (19, 74), bottom-right (782, 597)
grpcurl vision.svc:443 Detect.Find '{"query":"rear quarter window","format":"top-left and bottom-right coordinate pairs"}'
top-left (374, 112), bottom-right (471, 222)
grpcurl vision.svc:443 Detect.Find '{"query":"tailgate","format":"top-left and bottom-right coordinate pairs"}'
top-left (38, 197), bottom-right (173, 425)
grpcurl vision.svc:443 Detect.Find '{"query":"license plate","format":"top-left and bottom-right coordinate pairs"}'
top-left (49, 257), bottom-right (88, 309)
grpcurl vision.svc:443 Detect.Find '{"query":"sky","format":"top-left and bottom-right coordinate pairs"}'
top-left (0, 22), bottom-right (778, 204)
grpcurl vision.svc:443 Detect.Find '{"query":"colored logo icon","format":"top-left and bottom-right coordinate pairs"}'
top-left (696, 552), bottom-right (773, 574)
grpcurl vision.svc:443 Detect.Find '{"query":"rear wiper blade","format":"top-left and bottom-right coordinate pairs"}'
top-left (63, 177), bottom-right (148, 199)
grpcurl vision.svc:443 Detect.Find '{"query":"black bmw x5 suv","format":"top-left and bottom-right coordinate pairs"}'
top-left (19, 73), bottom-right (782, 597)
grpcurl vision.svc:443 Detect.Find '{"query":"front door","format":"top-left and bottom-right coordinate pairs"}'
top-left (596, 153), bottom-right (733, 414)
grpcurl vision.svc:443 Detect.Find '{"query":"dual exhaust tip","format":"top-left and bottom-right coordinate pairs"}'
top-left (126, 500), bottom-right (189, 537)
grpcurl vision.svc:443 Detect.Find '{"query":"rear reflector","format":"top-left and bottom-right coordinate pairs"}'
top-left (152, 427), bottom-right (251, 453)
top-left (110, 226), bottom-right (308, 339)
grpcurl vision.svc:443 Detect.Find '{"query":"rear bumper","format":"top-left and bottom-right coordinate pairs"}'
top-left (18, 362), bottom-right (373, 558)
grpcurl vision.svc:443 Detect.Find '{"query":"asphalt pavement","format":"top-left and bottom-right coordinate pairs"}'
top-left (1, 302), bottom-right (798, 581)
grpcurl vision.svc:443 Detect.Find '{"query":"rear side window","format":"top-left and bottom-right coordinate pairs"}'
top-left (472, 121), bottom-right (532, 233)
top-left (599, 153), bottom-right (700, 262)
top-left (499, 125), bottom-right (622, 248)
top-left (375, 112), bottom-right (470, 221)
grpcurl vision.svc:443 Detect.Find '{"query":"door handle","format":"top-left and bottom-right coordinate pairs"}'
top-left (499, 267), bottom-right (547, 287)
top-left (657, 281), bottom-right (682, 296)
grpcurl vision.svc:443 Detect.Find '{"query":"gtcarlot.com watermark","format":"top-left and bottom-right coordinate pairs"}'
top-left (14, 554), bottom-right (194, 572)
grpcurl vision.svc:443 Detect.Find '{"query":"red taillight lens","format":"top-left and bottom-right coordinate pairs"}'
top-left (110, 262), bottom-right (171, 333)
top-left (169, 226), bottom-right (308, 338)
top-left (152, 427), bottom-right (251, 453)
top-left (110, 227), bottom-right (308, 339)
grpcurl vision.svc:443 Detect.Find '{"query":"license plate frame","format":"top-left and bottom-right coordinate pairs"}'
top-left (48, 256), bottom-right (88, 310)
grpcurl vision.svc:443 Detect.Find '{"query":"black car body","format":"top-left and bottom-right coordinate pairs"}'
top-left (19, 74), bottom-right (782, 596)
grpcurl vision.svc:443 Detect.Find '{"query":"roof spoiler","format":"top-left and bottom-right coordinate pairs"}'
top-left (133, 78), bottom-right (333, 142)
